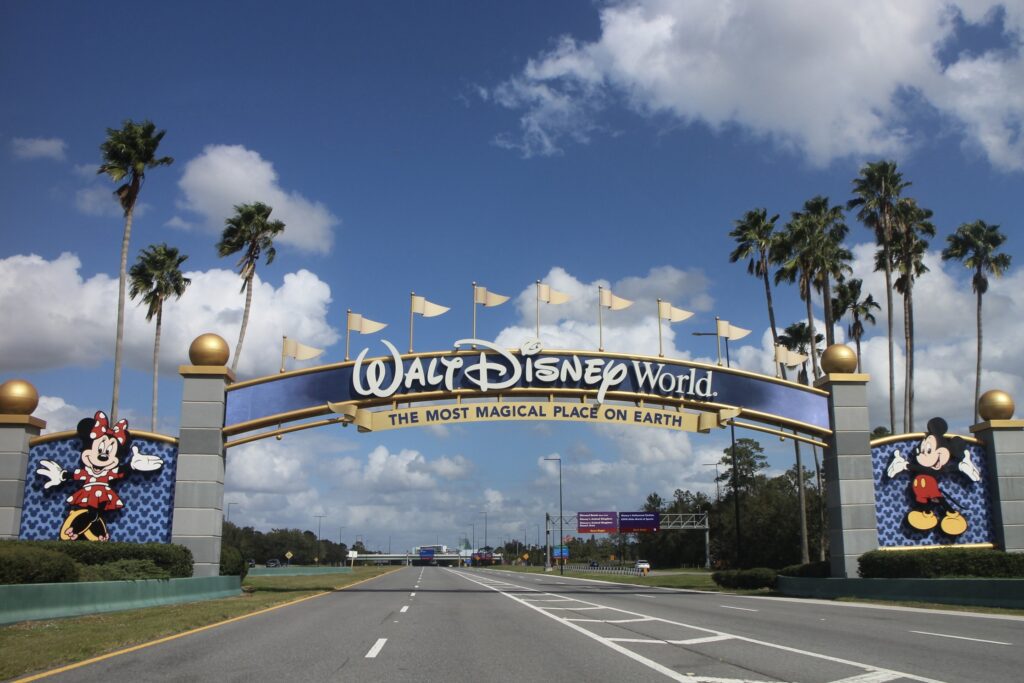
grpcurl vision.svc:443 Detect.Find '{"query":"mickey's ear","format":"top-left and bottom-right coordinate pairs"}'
top-left (926, 417), bottom-right (948, 436)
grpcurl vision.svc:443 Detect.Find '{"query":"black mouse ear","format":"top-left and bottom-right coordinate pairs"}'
top-left (76, 417), bottom-right (95, 445)
top-left (926, 417), bottom-right (948, 437)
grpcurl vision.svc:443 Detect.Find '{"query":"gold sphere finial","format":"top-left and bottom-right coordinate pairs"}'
top-left (979, 390), bottom-right (1015, 421)
top-left (820, 344), bottom-right (858, 374)
top-left (0, 379), bottom-right (40, 415)
top-left (189, 333), bottom-right (230, 366)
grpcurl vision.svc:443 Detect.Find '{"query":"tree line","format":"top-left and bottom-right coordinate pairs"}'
top-left (222, 521), bottom-right (369, 565)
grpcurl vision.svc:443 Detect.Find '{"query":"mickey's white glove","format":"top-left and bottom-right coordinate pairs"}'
top-left (36, 460), bottom-right (66, 489)
top-left (958, 450), bottom-right (981, 482)
top-left (130, 445), bottom-right (163, 472)
top-left (887, 449), bottom-right (908, 478)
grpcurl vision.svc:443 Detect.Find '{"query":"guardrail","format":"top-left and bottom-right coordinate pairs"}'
top-left (566, 563), bottom-right (644, 576)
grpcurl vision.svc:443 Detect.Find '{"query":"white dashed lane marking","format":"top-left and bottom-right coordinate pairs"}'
top-left (400, 606), bottom-right (409, 613)
top-left (720, 605), bottom-right (758, 612)
top-left (910, 630), bottom-right (1011, 646)
top-left (365, 638), bottom-right (387, 658)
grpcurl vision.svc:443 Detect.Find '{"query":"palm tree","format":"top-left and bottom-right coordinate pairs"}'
top-left (728, 208), bottom-right (784, 367)
top-left (832, 278), bottom-right (880, 373)
top-left (805, 197), bottom-right (852, 347)
top-left (129, 244), bottom-right (191, 431)
top-left (886, 198), bottom-right (934, 432)
top-left (848, 161), bottom-right (910, 434)
top-left (98, 120), bottom-right (174, 420)
top-left (217, 202), bottom-right (286, 373)
top-left (942, 221), bottom-right (1012, 422)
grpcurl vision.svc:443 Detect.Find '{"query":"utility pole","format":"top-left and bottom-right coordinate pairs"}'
top-left (314, 515), bottom-right (326, 567)
top-left (545, 455), bottom-right (563, 575)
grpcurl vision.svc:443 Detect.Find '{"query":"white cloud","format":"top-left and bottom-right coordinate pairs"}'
top-left (35, 395), bottom-right (85, 434)
top-left (494, 265), bottom-right (713, 358)
top-left (74, 185), bottom-right (121, 217)
top-left (0, 252), bottom-right (338, 378)
top-left (490, 1), bottom-right (1024, 170)
top-left (176, 144), bottom-right (339, 253)
top-left (164, 216), bottom-right (194, 231)
top-left (11, 137), bottom-right (66, 161)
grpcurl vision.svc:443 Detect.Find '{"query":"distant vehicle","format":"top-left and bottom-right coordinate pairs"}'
top-left (247, 559), bottom-right (256, 568)
top-left (266, 559), bottom-right (281, 568)
top-left (634, 560), bottom-right (651, 571)
top-left (589, 561), bottom-right (599, 568)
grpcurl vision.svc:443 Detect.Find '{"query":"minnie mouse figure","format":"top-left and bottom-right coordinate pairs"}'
top-left (886, 416), bottom-right (981, 537)
top-left (35, 411), bottom-right (163, 541)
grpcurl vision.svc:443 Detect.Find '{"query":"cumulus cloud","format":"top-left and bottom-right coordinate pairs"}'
top-left (494, 265), bottom-right (713, 358)
top-left (11, 137), bottom-right (66, 161)
top-left (490, 1), bottom-right (1024, 170)
top-left (74, 185), bottom-right (121, 217)
top-left (0, 252), bottom-right (338, 378)
top-left (174, 145), bottom-right (339, 253)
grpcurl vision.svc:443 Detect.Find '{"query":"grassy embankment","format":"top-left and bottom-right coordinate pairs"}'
top-left (483, 564), bottom-right (718, 591)
top-left (0, 567), bottom-right (396, 682)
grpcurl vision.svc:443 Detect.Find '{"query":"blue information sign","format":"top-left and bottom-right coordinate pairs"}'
top-left (553, 545), bottom-right (569, 558)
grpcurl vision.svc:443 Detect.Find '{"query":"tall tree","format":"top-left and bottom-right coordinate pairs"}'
top-left (832, 278), bottom-right (880, 373)
top-left (98, 120), bottom-right (174, 419)
top-left (129, 244), bottom-right (191, 431)
top-left (848, 161), bottom-right (910, 433)
top-left (885, 198), bottom-right (934, 431)
top-left (942, 221), bottom-right (1012, 422)
top-left (805, 196), bottom-right (852, 347)
top-left (728, 208), bottom-right (784, 363)
top-left (217, 202), bottom-right (286, 373)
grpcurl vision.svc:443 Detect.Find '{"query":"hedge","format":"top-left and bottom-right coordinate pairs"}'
top-left (859, 548), bottom-right (1024, 578)
top-left (78, 559), bottom-right (171, 582)
top-left (0, 545), bottom-right (79, 584)
top-left (712, 567), bottom-right (777, 590)
top-left (0, 540), bottom-right (193, 578)
top-left (778, 561), bottom-right (831, 578)
top-left (219, 546), bottom-right (247, 580)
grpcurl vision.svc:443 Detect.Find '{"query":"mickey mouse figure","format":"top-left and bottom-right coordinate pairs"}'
top-left (886, 416), bottom-right (981, 537)
top-left (35, 411), bottom-right (163, 541)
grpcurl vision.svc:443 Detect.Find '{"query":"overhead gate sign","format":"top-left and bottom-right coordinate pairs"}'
top-left (578, 511), bottom-right (618, 534)
top-left (619, 512), bottom-right (660, 533)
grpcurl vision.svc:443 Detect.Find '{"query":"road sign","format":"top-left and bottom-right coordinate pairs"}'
top-left (419, 548), bottom-right (435, 560)
top-left (619, 511), bottom-right (660, 532)
top-left (553, 545), bottom-right (569, 558)
top-left (347, 550), bottom-right (358, 559)
top-left (285, 551), bottom-right (293, 559)
top-left (578, 511), bottom-right (618, 534)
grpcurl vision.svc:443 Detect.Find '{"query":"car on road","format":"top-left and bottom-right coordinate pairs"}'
top-left (266, 559), bottom-right (281, 568)
top-left (634, 560), bottom-right (651, 571)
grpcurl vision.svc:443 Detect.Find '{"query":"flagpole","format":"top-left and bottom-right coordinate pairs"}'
top-left (280, 336), bottom-right (287, 373)
top-left (471, 282), bottom-right (478, 344)
top-left (715, 316), bottom-right (723, 366)
top-left (656, 299), bottom-right (664, 358)
top-left (409, 292), bottom-right (415, 354)
top-left (345, 310), bottom-right (352, 361)
top-left (598, 286), bottom-right (604, 352)
top-left (535, 280), bottom-right (541, 339)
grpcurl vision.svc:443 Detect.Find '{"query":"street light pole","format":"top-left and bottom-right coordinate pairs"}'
top-left (480, 511), bottom-right (488, 549)
top-left (545, 456), bottom-right (563, 575)
top-left (314, 515), bottom-right (326, 567)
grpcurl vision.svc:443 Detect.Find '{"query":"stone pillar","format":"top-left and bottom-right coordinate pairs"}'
top-left (0, 380), bottom-right (46, 539)
top-left (815, 345), bottom-right (877, 578)
top-left (172, 334), bottom-right (233, 578)
top-left (970, 390), bottom-right (1024, 553)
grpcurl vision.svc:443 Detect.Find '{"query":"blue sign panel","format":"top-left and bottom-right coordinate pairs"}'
top-left (619, 512), bottom-right (660, 533)
top-left (225, 340), bottom-right (829, 432)
top-left (419, 548), bottom-right (435, 560)
top-left (553, 545), bottom-right (569, 558)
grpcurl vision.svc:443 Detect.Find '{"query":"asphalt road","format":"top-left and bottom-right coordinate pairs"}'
top-left (37, 567), bottom-right (1024, 682)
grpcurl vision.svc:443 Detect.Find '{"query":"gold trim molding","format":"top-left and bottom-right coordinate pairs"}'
top-left (0, 414), bottom-right (46, 428)
top-left (30, 429), bottom-right (179, 447)
top-left (870, 431), bottom-right (982, 447)
top-left (970, 419), bottom-right (1024, 433)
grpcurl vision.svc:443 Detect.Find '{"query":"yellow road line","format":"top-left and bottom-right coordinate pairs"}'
top-left (13, 569), bottom-right (399, 683)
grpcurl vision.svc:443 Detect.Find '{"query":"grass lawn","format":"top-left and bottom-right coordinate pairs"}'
top-left (0, 567), bottom-right (396, 682)
top-left (482, 565), bottom-right (718, 591)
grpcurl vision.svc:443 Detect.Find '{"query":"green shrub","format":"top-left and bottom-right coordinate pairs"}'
top-left (77, 559), bottom-right (171, 582)
top-left (712, 567), bottom-right (777, 590)
top-left (778, 561), bottom-right (831, 578)
top-left (219, 545), bottom-right (247, 580)
top-left (859, 548), bottom-right (1024, 578)
top-left (0, 540), bottom-right (192, 578)
top-left (0, 545), bottom-right (79, 584)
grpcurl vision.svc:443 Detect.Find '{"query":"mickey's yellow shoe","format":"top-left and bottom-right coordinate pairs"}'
top-left (940, 512), bottom-right (968, 536)
top-left (907, 510), bottom-right (937, 530)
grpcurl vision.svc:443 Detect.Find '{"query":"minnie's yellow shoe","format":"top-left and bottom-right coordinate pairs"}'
top-left (59, 509), bottom-right (88, 540)
top-left (907, 510), bottom-right (937, 530)
top-left (940, 512), bottom-right (968, 536)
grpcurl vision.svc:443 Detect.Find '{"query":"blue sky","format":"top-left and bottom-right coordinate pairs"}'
top-left (3, 1), bottom-right (1023, 552)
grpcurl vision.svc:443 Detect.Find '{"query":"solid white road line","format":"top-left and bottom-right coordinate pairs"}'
top-left (829, 672), bottom-right (904, 683)
top-left (667, 635), bottom-right (734, 646)
top-left (567, 617), bottom-right (653, 624)
top-left (365, 638), bottom-right (387, 658)
top-left (720, 605), bottom-right (758, 612)
top-left (400, 606), bottom-right (409, 613)
top-left (909, 630), bottom-right (1011, 646)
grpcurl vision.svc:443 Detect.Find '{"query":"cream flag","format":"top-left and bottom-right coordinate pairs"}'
top-left (717, 319), bottom-right (751, 341)
top-left (473, 285), bottom-right (510, 307)
top-left (347, 311), bottom-right (387, 334)
top-left (282, 337), bottom-right (324, 361)
top-left (537, 283), bottom-right (571, 305)
top-left (774, 345), bottom-right (808, 367)
top-left (657, 301), bottom-right (694, 323)
top-left (411, 295), bottom-right (449, 317)
top-left (599, 288), bottom-right (633, 310)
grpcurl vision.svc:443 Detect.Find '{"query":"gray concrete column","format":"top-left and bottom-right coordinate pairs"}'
top-left (970, 396), bottom-right (1024, 553)
top-left (815, 346), bottom-right (876, 578)
top-left (172, 334), bottom-right (233, 578)
top-left (0, 380), bottom-right (45, 540)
